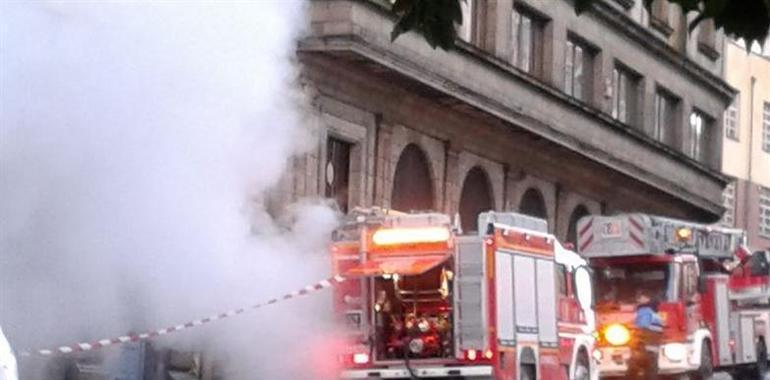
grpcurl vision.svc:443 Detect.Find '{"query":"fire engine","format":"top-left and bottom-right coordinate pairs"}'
top-left (576, 213), bottom-right (770, 378)
top-left (331, 208), bottom-right (597, 380)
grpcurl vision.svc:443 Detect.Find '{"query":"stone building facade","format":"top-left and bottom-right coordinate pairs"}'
top-left (274, 0), bottom-right (735, 245)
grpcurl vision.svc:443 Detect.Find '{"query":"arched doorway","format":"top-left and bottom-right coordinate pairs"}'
top-left (566, 205), bottom-right (590, 246)
top-left (391, 144), bottom-right (434, 212)
top-left (459, 167), bottom-right (494, 233)
top-left (519, 188), bottom-right (547, 220)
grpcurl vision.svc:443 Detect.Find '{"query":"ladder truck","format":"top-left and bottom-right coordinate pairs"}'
top-left (330, 208), bottom-right (597, 380)
top-left (576, 213), bottom-right (770, 378)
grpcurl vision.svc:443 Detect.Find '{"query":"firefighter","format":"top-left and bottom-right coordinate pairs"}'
top-left (629, 289), bottom-right (663, 380)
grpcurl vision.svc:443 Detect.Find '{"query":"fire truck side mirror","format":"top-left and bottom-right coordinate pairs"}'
top-left (574, 266), bottom-right (594, 310)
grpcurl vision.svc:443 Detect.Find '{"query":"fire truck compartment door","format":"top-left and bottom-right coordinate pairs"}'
top-left (341, 254), bottom-right (450, 277)
top-left (514, 255), bottom-right (538, 339)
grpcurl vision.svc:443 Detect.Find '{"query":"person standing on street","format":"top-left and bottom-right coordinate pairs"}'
top-left (630, 289), bottom-right (664, 380)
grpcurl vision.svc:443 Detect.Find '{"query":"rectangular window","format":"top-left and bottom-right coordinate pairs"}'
top-left (762, 102), bottom-right (770, 152)
top-left (612, 65), bottom-right (640, 126)
top-left (325, 137), bottom-right (352, 213)
top-left (654, 89), bottom-right (679, 145)
top-left (698, 20), bottom-right (716, 49)
top-left (564, 38), bottom-right (594, 102)
top-left (724, 95), bottom-right (739, 141)
top-left (760, 186), bottom-right (770, 238)
top-left (511, 7), bottom-right (544, 76)
top-left (651, 0), bottom-right (669, 24)
top-left (721, 182), bottom-right (736, 227)
top-left (688, 111), bottom-right (706, 160)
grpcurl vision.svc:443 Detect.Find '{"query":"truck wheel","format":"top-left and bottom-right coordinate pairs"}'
top-left (756, 339), bottom-right (768, 379)
top-left (692, 341), bottom-right (713, 380)
top-left (574, 351), bottom-right (590, 380)
top-left (520, 364), bottom-right (536, 380)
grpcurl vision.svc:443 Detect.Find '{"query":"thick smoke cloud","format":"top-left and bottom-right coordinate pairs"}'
top-left (0, 2), bottom-right (337, 379)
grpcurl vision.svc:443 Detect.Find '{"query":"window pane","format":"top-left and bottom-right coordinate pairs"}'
top-left (721, 182), bottom-right (736, 227)
top-left (564, 41), bottom-right (574, 95)
top-left (654, 93), bottom-right (662, 140)
top-left (520, 16), bottom-right (532, 72)
top-left (458, 0), bottom-right (473, 42)
top-left (612, 68), bottom-right (619, 119)
top-left (511, 10), bottom-right (520, 65)
top-left (760, 186), bottom-right (770, 238)
top-left (763, 102), bottom-right (770, 152)
top-left (618, 73), bottom-right (627, 123)
top-left (724, 94), bottom-right (739, 140)
top-left (574, 45), bottom-right (584, 101)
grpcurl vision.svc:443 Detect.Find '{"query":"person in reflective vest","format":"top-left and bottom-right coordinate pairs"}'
top-left (629, 289), bottom-right (663, 380)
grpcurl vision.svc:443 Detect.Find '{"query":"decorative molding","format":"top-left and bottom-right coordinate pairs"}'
top-left (611, 0), bottom-right (635, 9)
top-left (589, 1), bottom-right (735, 102)
top-left (649, 17), bottom-right (674, 38)
top-left (698, 42), bottom-right (721, 61)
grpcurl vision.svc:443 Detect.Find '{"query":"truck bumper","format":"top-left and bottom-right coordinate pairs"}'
top-left (340, 365), bottom-right (493, 379)
top-left (595, 346), bottom-right (695, 377)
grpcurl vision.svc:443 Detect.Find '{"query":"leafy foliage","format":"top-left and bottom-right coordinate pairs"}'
top-left (389, 0), bottom-right (769, 51)
top-left (390, 0), bottom-right (463, 50)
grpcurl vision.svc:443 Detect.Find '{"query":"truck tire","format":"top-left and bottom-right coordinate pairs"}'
top-left (692, 341), bottom-right (713, 380)
top-left (520, 364), bottom-right (536, 380)
top-left (755, 339), bottom-right (768, 379)
top-left (574, 350), bottom-right (590, 380)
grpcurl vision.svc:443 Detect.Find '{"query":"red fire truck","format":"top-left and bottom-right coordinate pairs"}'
top-left (331, 208), bottom-right (597, 380)
top-left (576, 213), bottom-right (770, 378)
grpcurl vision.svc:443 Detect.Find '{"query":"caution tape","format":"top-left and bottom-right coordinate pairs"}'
top-left (18, 275), bottom-right (346, 357)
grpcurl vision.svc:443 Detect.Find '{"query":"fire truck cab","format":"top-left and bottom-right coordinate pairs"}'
top-left (577, 213), bottom-right (770, 378)
top-left (331, 208), bottom-right (597, 380)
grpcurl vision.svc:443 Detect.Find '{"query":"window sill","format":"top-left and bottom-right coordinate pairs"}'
top-left (650, 17), bottom-right (674, 38)
top-left (726, 134), bottom-right (740, 142)
top-left (698, 42), bottom-right (720, 61)
top-left (611, 0), bottom-right (635, 9)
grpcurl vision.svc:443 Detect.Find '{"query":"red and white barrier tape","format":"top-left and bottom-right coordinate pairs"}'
top-left (18, 275), bottom-right (346, 357)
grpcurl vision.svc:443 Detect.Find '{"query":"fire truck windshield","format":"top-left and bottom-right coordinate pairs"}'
top-left (594, 263), bottom-right (678, 305)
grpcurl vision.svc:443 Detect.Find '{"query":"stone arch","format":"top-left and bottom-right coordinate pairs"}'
top-left (566, 204), bottom-right (590, 246)
top-left (391, 143), bottom-right (434, 211)
top-left (519, 187), bottom-right (547, 220)
top-left (459, 166), bottom-right (494, 232)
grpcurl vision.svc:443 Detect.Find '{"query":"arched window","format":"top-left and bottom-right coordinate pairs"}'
top-left (459, 167), bottom-right (494, 232)
top-left (519, 188), bottom-right (547, 220)
top-left (566, 205), bottom-right (590, 245)
top-left (391, 144), bottom-right (434, 212)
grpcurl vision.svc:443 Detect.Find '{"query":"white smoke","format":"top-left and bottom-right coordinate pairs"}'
top-left (0, 2), bottom-right (338, 379)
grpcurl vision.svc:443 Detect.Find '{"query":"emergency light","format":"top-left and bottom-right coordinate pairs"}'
top-left (371, 227), bottom-right (450, 246)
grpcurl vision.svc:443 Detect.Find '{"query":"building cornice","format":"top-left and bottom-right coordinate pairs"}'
top-left (590, 1), bottom-right (736, 102)
top-left (298, 33), bottom-right (729, 218)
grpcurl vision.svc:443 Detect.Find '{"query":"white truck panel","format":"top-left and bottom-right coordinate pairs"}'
top-left (739, 315), bottom-right (756, 363)
top-left (714, 278), bottom-right (732, 366)
top-left (514, 255), bottom-right (538, 333)
top-left (536, 259), bottom-right (558, 345)
top-left (495, 250), bottom-right (515, 346)
top-left (455, 236), bottom-right (487, 352)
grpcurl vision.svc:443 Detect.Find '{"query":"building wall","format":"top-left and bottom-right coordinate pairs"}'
top-left (276, 0), bottom-right (735, 243)
top-left (721, 40), bottom-right (770, 248)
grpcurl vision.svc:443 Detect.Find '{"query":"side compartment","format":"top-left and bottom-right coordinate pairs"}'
top-left (455, 236), bottom-right (487, 356)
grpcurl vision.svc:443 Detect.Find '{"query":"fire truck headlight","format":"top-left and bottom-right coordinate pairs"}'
top-left (409, 338), bottom-right (424, 354)
top-left (604, 323), bottom-right (631, 346)
top-left (675, 227), bottom-right (692, 242)
top-left (352, 353), bottom-right (370, 365)
top-left (662, 343), bottom-right (687, 362)
top-left (417, 319), bottom-right (430, 333)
